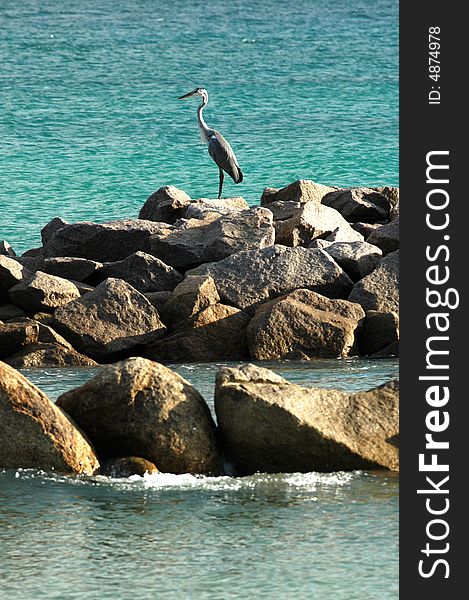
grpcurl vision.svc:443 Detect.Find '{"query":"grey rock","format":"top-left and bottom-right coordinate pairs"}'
top-left (367, 216), bottom-right (399, 255)
top-left (138, 186), bottom-right (192, 224)
top-left (261, 179), bottom-right (337, 206)
top-left (40, 257), bottom-right (104, 282)
top-left (322, 187), bottom-right (391, 223)
top-left (160, 275), bottom-right (220, 326)
top-left (144, 291), bottom-right (172, 313)
top-left (0, 256), bottom-right (32, 302)
top-left (323, 225), bottom-right (364, 243)
top-left (9, 271), bottom-right (81, 313)
top-left (351, 222), bottom-right (382, 240)
top-left (41, 217), bottom-right (69, 245)
top-left (360, 310), bottom-right (399, 356)
top-left (0, 241), bottom-right (16, 257)
top-left (183, 197), bottom-right (249, 220)
top-left (319, 241), bottom-right (383, 281)
top-left (348, 250), bottom-right (399, 312)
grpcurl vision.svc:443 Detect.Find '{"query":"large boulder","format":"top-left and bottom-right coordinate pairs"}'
top-left (5, 343), bottom-right (98, 367)
top-left (56, 357), bottom-right (222, 474)
top-left (0, 361), bottom-right (99, 474)
top-left (367, 216), bottom-right (399, 255)
top-left (247, 289), bottom-right (365, 359)
top-left (146, 303), bottom-right (250, 362)
top-left (39, 257), bottom-right (104, 282)
top-left (274, 201), bottom-right (363, 247)
top-left (42, 219), bottom-right (168, 262)
top-left (348, 251), bottom-right (399, 313)
top-left (0, 255), bottom-right (32, 302)
top-left (138, 186), bottom-right (192, 224)
top-left (0, 321), bottom-right (39, 359)
top-left (91, 251), bottom-right (183, 292)
top-left (322, 187), bottom-right (391, 223)
top-left (160, 275), bottom-right (220, 326)
top-left (183, 197), bottom-right (249, 220)
top-left (193, 245), bottom-right (353, 313)
top-left (41, 217), bottom-right (69, 245)
top-left (215, 364), bottom-right (399, 474)
top-left (9, 271), bottom-right (82, 313)
top-left (312, 240), bottom-right (383, 281)
top-left (359, 310), bottom-right (400, 356)
top-left (149, 207), bottom-right (275, 271)
top-left (261, 180), bottom-right (336, 206)
top-left (53, 278), bottom-right (166, 361)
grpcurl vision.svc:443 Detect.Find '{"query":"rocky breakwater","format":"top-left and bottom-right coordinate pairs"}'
top-left (0, 358), bottom-right (399, 476)
top-left (0, 180), bottom-right (399, 365)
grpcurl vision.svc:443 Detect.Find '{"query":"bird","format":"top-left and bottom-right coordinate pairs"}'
top-left (177, 88), bottom-right (243, 199)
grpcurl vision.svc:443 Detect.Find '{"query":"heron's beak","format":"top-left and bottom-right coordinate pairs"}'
top-left (177, 88), bottom-right (198, 100)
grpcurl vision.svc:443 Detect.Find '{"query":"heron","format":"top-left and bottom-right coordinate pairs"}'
top-left (177, 88), bottom-right (243, 199)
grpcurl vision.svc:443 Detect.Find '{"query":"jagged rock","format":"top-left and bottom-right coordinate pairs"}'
top-left (138, 186), bottom-right (192, 223)
top-left (42, 219), bottom-right (168, 262)
top-left (39, 257), bottom-right (104, 282)
top-left (150, 207), bottom-right (275, 270)
top-left (160, 275), bottom-right (220, 326)
top-left (0, 256), bottom-right (32, 302)
top-left (101, 456), bottom-right (159, 478)
top-left (323, 226), bottom-right (364, 243)
top-left (53, 278), bottom-right (166, 361)
top-left (247, 289), bottom-right (364, 359)
top-left (367, 216), bottom-right (399, 255)
top-left (56, 357), bottom-right (222, 474)
top-left (360, 310), bottom-right (399, 356)
top-left (215, 364), bottom-right (399, 474)
top-left (0, 321), bottom-right (40, 359)
top-left (9, 271), bottom-right (81, 313)
top-left (194, 245), bottom-right (353, 313)
top-left (274, 202), bottom-right (362, 247)
top-left (315, 241), bottom-right (383, 281)
top-left (263, 200), bottom-right (301, 221)
top-left (144, 291), bottom-right (172, 313)
top-left (0, 361), bottom-right (99, 474)
top-left (322, 187), bottom-right (391, 222)
top-left (373, 186), bottom-right (399, 211)
top-left (41, 217), bottom-right (69, 245)
top-left (0, 305), bottom-right (27, 321)
top-left (261, 180), bottom-right (336, 206)
top-left (146, 304), bottom-right (250, 362)
top-left (5, 343), bottom-right (98, 367)
top-left (184, 197), bottom-right (249, 220)
top-left (351, 222), bottom-right (382, 240)
top-left (348, 251), bottom-right (399, 313)
top-left (90, 251), bottom-right (183, 292)
top-left (0, 241), bottom-right (16, 257)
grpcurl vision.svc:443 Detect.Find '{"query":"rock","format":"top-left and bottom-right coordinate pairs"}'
top-left (215, 364), bottom-right (399, 474)
top-left (247, 289), bottom-right (364, 359)
top-left (184, 197), bottom-right (249, 219)
top-left (9, 271), bottom-right (82, 313)
top-left (101, 456), bottom-right (159, 478)
top-left (53, 278), bottom-right (166, 361)
top-left (351, 222), bottom-right (382, 240)
top-left (150, 207), bottom-right (275, 270)
top-left (373, 186), bottom-right (399, 211)
top-left (160, 275), bottom-right (220, 326)
top-left (43, 219), bottom-right (168, 262)
top-left (263, 200), bottom-right (301, 221)
top-left (0, 321), bottom-right (39, 359)
top-left (56, 357), bottom-right (222, 474)
top-left (372, 341), bottom-right (399, 358)
top-left (0, 241), bottom-right (16, 257)
top-left (274, 202), bottom-right (362, 247)
top-left (322, 187), bottom-right (391, 222)
top-left (0, 256), bottom-right (32, 302)
top-left (138, 186), bottom-right (192, 223)
top-left (0, 305), bottom-right (27, 321)
top-left (41, 217), bottom-right (69, 245)
top-left (0, 361), bottom-right (99, 474)
top-left (90, 251), bottom-right (183, 292)
top-left (194, 245), bottom-right (353, 313)
top-left (5, 343), bottom-right (98, 367)
top-left (21, 247), bottom-right (43, 258)
top-left (323, 225), bottom-right (364, 243)
top-left (261, 180), bottom-right (336, 206)
top-left (318, 241), bottom-right (383, 281)
top-left (360, 310), bottom-right (399, 356)
top-left (348, 251), bottom-right (399, 313)
top-left (146, 303), bottom-right (250, 362)
top-left (144, 291), bottom-right (172, 313)
top-left (39, 257), bottom-right (104, 282)
top-left (367, 216), bottom-right (399, 255)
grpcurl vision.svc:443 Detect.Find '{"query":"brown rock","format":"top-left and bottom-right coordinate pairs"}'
top-left (0, 305), bottom-right (27, 321)
top-left (56, 357), bottom-right (222, 474)
top-left (360, 310), bottom-right (400, 356)
top-left (5, 343), bottom-right (98, 367)
top-left (367, 216), bottom-right (399, 255)
top-left (138, 186), bottom-right (192, 223)
top-left (215, 364), bottom-right (399, 474)
top-left (41, 217), bottom-right (69, 245)
top-left (0, 361), bottom-right (99, 474)
top-left (183, 197), bottom-right (249, 219)
top-left (0, 256), bottom-right (32, 302)
top-left (101, 456), bottom-right (159, 478)
top-left (261, 180), bottom-right (336, 206)
top-left (322, 187), bottom-right (391, 223)
top-left (9, 271), bottom-right (82, 313)
top-left (348, 251), bottom-right (399, 313)
top-left (160, 275), bottom-right (220, 326)
top-left (0, 321), bottom-right (39, 359)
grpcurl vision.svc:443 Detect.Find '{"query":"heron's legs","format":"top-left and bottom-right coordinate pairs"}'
top-left (218, 168), bottom-right (224, 199)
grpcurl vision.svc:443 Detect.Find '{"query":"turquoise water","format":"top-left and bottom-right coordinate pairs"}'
top-left (0, 359), bottom-right (399, 599)
top-left (0, 0), bottom-right (398, 254)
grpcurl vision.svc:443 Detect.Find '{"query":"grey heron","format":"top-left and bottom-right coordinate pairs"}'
top-left (177, 88), bottom-right (243, 199)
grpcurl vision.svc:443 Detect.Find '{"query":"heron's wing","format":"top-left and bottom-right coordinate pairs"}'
top-left (208, 131), bottom-right (243, 183)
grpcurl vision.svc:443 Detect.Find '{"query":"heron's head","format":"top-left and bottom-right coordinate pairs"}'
top-left (177, 87), bottom-right (208, 103)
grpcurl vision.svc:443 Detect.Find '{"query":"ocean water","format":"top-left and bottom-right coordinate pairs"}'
top-left (0, 0), bottom-right (398, 254)
top-left (0, 359), bottom-right (399, 599)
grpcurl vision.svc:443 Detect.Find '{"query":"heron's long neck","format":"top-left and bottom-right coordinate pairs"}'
top-left (197, 99), bottom-right (210, 143)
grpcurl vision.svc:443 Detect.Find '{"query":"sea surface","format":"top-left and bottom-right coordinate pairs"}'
top-left (0, 0), bottom-right (398, 254)
top-left (0, 359), bottom-right (399, 600)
